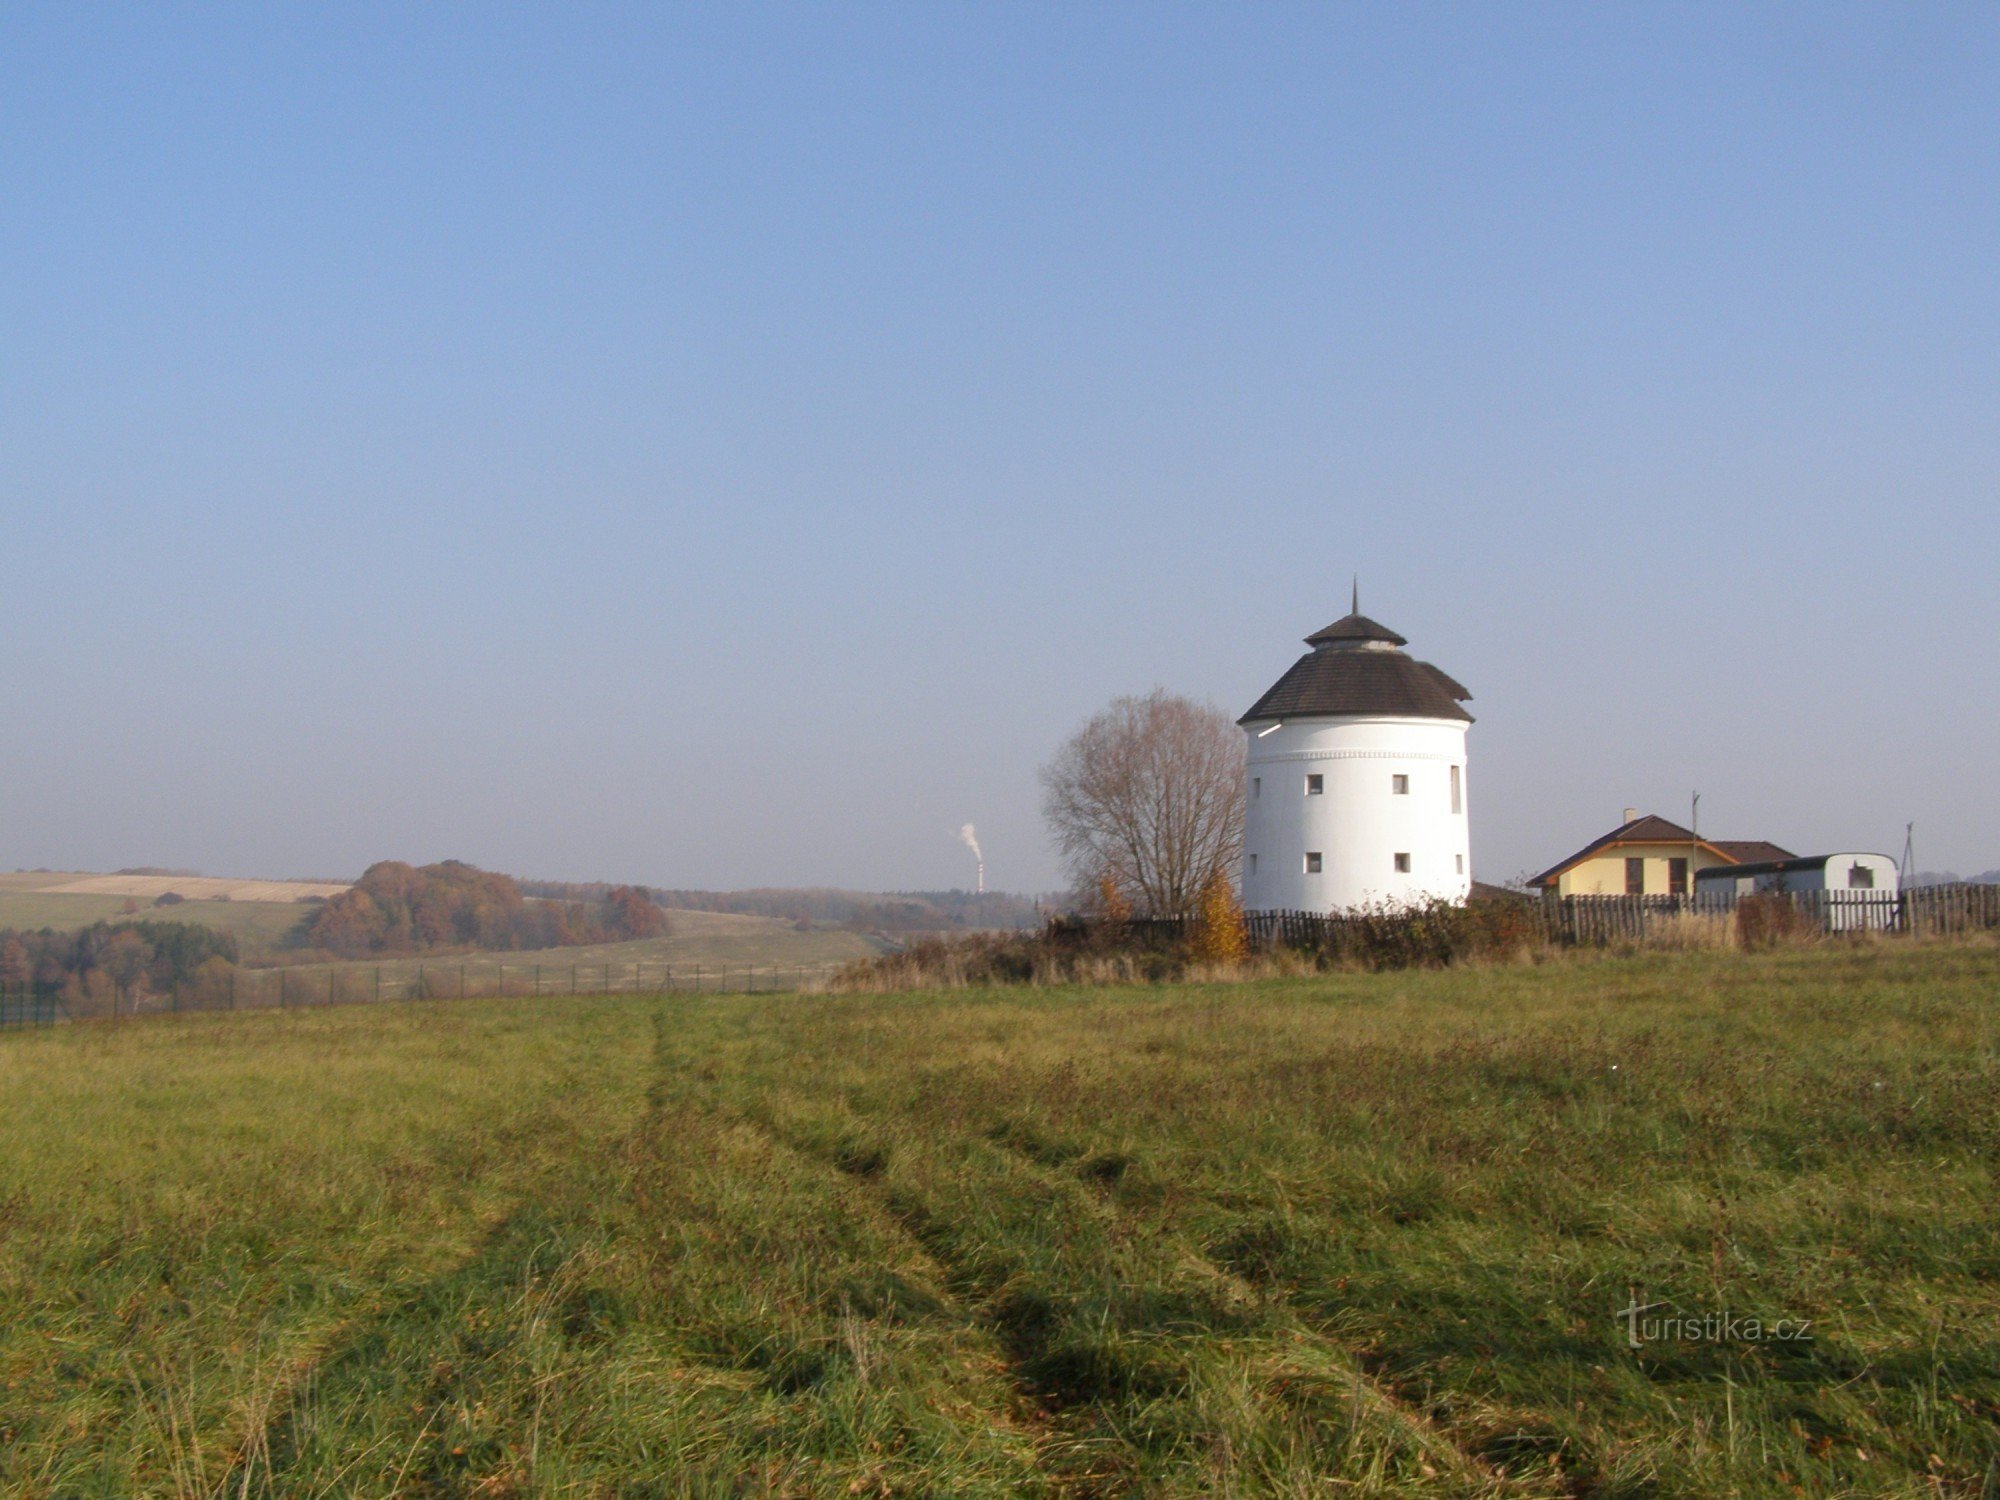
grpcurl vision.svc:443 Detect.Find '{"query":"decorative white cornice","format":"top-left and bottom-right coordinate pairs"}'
top-left (1247, 748), bottom-right (1458, 765)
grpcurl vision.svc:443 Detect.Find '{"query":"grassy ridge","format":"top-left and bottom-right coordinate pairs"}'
top-left (0, 889), bottom-right (309, 953)
top-left (1, 945), bottom-right (1996, 1495)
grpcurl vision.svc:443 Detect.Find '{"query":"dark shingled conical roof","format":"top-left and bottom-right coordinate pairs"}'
top-left (1240, 611), bottom-right (1472, 725)
top-left (1305, 612), bottom-right (1407, 647)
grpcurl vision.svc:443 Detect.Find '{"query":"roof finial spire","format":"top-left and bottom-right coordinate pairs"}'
top-left (1351, 574), bottom-right (1359, 616)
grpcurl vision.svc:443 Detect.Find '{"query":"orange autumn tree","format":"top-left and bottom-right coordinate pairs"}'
top-left (1096, 873), bottom-right (1133, 923)
top-left (1190, 867), bottom-right (1248, 964)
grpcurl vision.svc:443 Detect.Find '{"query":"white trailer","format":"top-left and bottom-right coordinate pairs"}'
top-left (1694, 853), bottom-right (1900, 930)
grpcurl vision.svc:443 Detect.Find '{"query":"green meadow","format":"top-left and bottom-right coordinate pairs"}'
top-left (1, 943), bottom-right (1995, 1497)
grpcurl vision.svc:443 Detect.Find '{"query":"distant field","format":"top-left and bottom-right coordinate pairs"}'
top-left (233, 909), bottom-right (887, 1002)
top-left (0, 874), bottom-right (879, 973)
top-left (34, 873), bottom-right (350, 902)
top-left (0, 888), bottom-right (313, 953)
top-left (2, 943), bottom-right (1995, 1495)
top-left (0, 871), bottom-right (337, 958)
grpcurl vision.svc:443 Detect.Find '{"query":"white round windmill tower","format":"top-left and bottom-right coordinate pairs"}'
top-left (1239, 586), bottom-right (1473, 912)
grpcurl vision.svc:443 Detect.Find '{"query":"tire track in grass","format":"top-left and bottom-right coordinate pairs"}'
top-left (228, 1008), bottom-right (1043, 1495)
top-left (742, 1108), bottom-right (1144, 1496)
top-left (208, 1107), bottom-right (624, 1497)
top-left (735, 1087), bottom-right (1524, 1498)
top-left (974, 1123), bottom-right (1553, 1498)
top-left (632, 1007), bottom-right (1049, 1495)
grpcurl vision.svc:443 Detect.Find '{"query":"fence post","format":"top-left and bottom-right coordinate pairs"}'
top-left (535, 964), bottom-right (542, 997)
top-left (280, 970), bottom-right (288, 1010)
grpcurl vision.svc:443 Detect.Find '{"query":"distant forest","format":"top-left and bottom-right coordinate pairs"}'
top-left (297, 861), bottom-right (666, 958)
top-left (518, 881), bottom-right (1048, 933)
top-left (0, 920), bottom-right (238, 1009)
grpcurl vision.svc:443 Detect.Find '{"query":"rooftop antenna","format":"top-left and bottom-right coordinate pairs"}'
top-left (1901, 822), bottom-right (1916, 887)
top-left (1352, 574), bottom-right (1359, 615)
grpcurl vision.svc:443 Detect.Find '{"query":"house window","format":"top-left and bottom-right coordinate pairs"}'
top-left (1392, 774), bottom-right (1409, 795)
top-left (1251, 777), bottom-right (1260, 799)
top-left (1306, 774), bottom-right (1323, 795)
top-left (1305, 852), bottom-right (1322, 874)
top-left (1248, 853), bottom-right (1258, 876)
top-left (1456, 854), bottom-right (1464, 875)
top-left (1849, 865), bottom-right (1875, 889)
top-left (1394, 852), bottom-right (1411, 873)
top-left (1625, 857), bottom-right (1645, 895)
top-left (1450, 765), bottom-right (1461, 814)
top-left (1669, 858), bottom-right (1688, 896)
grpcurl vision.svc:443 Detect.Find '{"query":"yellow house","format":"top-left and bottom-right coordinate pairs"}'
top-left (1529, 812), bottom-right (1793, 897)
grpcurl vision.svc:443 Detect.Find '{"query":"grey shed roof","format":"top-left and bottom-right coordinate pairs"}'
top-left (1239, 611), bottom-right (1473, 725)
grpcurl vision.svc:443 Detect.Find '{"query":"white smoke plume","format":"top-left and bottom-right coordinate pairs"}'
top-left (958, 823), bottom-right (983, 861)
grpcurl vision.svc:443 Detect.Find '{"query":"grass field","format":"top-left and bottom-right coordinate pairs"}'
top-left (1, 944), bottom-right (1995, 1496)
top-left (280, 909), bottom-right (888, 980)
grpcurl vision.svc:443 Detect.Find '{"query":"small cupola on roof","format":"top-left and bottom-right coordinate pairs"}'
top-left (1304, 612), bottom-right (1407, 650)
top-left (1240, 592), bottom-right (1472, 725)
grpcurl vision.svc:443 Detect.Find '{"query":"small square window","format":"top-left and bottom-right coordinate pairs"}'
top-left (1848, 865), bottom-right (1874, 889)
top-left (1248, 853), bottom-right (1258, 875)
top-left (1306, 774), bottom-right (1323, 795)
top-left (1391, 774), bottom-right (1409, 795)
top-left (1456, 854), bottom-right (1464, 874)
top-left (1305, 852), bottom-right (1322, 874)
top-left (1393, 852), bottom-right (1411, 873)
top-left (1251, 777), bottom-right (1261, 799)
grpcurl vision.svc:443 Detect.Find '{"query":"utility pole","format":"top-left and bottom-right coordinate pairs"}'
top-left (1690, 790), bottom-right (1701, 904)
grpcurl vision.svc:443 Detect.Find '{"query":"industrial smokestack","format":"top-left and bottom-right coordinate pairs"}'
top-left (958, 823), bottom-right (985, 895)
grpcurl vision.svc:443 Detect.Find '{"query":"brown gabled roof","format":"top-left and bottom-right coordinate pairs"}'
top-left (1709, 840), bottom-right (1797, 864)
top-left (1527, 814), bottom-right (1788, 889)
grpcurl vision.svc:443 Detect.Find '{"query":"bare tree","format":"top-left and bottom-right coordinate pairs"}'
top-left (1040, 689), bottom-right (1244, 917)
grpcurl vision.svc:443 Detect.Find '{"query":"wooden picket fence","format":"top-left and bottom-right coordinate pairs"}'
top-left (1545, 884), bottom-right (2000, 945)
top-left (1194, 885), bottom-right (2000, 954)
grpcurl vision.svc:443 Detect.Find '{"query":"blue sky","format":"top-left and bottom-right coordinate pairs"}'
top-left (3, 3), bottom-right (1995, 891)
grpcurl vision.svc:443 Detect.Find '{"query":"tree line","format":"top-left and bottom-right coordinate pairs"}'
top-left (295, 860), bottom-right (667, 958)
top-left (0, 920), bottom-right (239, 1011)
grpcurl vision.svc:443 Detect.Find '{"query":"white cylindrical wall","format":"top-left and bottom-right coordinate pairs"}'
top-left (1241, 716), bottom-right (1471, 912)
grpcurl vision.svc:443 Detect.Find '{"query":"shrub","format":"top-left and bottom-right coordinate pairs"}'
top-left (1737, 892), bottom-right (1818, 951)
top-left (1189, 871), bottom-right (1247, 965)
top-left (828, 894), bottom-right (1551, 992)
